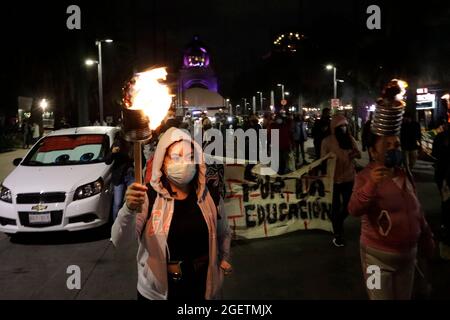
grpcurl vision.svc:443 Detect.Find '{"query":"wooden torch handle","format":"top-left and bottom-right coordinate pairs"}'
top-left (134, 141), bottom-right (142, 185)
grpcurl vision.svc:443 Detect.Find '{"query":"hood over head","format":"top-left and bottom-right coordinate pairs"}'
top-left (330, 114), bottom-right (348, 134)
top-left (150, 127), bottom-right (206, 200)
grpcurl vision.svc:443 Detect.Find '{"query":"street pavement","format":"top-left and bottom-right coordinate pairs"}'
top-left (0, 141), bottom-right (448, 300)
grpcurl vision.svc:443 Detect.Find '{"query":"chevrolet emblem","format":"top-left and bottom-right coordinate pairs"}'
top-left (31, 204), bottom-right (48, 212)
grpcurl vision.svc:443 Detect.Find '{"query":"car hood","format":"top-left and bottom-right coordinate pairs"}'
top-left (3, 163), bottom-right (109, 194)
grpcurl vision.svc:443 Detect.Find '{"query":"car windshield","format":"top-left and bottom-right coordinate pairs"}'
top-left (21, 134), bottom-right (109, 166)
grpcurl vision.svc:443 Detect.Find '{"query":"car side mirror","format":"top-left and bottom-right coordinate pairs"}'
top-left (13, 158), bottom-right (23, 166)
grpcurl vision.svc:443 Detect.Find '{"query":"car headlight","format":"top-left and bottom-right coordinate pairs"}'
top-left (73, 178), bottom-right (104, 201)
top-left (0, 184), bottom-right (12, 203)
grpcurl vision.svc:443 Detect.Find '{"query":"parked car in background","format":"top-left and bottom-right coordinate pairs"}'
top-left (0, 126), bottom-right (119, 234)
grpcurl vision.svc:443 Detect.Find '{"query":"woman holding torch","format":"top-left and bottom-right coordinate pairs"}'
top-left (348, 80), bottom-right (435, 300)
top-left (110, 68), bottom-right (232, 300)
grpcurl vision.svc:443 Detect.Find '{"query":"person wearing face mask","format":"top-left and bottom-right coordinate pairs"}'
top-left (348, 132), bottom-right (435, 300)
top-left (111, 127), bottom-right (232, 300)
top-left (321, 114), bottom-right (361, 247)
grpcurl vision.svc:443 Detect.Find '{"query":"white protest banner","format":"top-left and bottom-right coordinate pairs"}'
top-left (223, 153), bottom-right (336, 239)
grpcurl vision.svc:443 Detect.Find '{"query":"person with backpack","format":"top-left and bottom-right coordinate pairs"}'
top-left (111, 127), bottom-right (232, 300)
top-left (293, 113), bottom-right (309, 168)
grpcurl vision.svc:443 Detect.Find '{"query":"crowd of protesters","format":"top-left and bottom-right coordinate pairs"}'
top-left (3, 103), bottom-right (446, 300)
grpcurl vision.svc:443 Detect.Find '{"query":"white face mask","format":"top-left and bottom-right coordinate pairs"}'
top-left (166, 163), bottom-right (196, 186)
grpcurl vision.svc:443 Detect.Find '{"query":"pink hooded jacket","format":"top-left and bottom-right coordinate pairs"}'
top-left (348, 162), bottom-right (434, 255)
top-left (111, 127), bottom-right (231, 300)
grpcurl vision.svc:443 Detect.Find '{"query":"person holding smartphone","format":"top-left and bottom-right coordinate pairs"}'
top-left (348, 132), bottom-right (434, 300)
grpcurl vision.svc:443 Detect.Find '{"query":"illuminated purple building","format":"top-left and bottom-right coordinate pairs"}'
top-left (179, 36), bottom-right (218, 93)
top-left (178, 36), bottom-right (223, 113)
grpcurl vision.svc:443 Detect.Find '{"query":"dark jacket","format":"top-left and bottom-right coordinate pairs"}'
top-left (105, 138), bottom-right (134, 186)
top-left (312, 117), bottom-right (330, 144)
top-left (432, 130), bottom-right (450, 189)
top-left (400, 121), bottom-right (421, 151)
top-left (270, 119), bottom-right (292, 151)
top-left (362, 120), bottom-right (372, 151)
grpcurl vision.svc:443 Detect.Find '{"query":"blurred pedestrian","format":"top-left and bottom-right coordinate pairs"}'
top-left (105, 131), bottom-right (135, 221)
top-left (243, 114), bottom-right (261, 181)
top-left (270, 113), bottom-right (293, 175)
top-left (32, 122), bottom-right (40, 143)
top-left (312, 108), bottom-right (331, 159)
top-left (262, 112), bottom-right (272, 130)
top-left (22, 120), bottom-right (32, 149)
top-left (345, 111), bottom-right (357, 139)
top-left (400, 112), bottom-right (422, 172)
top-left (321, 114), bottom-right (361, 247)
top-left (362, 112), bottom-right (373, 153)
top-left (293, 113), bottom-right (309, 168)
top-left (432, 119), bottom-right (450, 259)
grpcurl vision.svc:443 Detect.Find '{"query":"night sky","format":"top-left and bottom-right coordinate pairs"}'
top-left (1, 0), bottom-right (449, 123)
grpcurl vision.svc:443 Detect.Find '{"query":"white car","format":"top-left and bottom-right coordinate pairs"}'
top-left (0, 126), bottom-right (120, 234)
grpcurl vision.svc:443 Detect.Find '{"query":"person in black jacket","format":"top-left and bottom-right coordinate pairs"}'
top-left (105, 131), bottom-right (135, 221)
top-left (312, 108), bottom-right (331, 159)
top-left (400, 112), bottom-right (422, 172)
top-left (432, 119), bottom-right (450, 250)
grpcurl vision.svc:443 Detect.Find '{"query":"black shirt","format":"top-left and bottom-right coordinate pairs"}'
top-left (400, 121), bottom-right (421, 151)
top-left (167, 190), bottom-right (209, 261)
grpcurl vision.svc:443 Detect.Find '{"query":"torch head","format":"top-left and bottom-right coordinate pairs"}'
top-left (371, 79), bottom-right (408, 137)
top-left (120, 67), bottom-right (172, 143)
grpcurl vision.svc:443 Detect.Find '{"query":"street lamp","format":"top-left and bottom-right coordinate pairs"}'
top-left (326, 65), bottom-right (337, 99)
top-left (86, 39), bottom-right (113, 126)
top-left (85, 59), bottom-right (98, 66)
top-left (277, 83), bottom-right (285, 100)
top-left (257, 91), bottom-right (263, 112)
top-left (285, 91), bottom-right (290, 96)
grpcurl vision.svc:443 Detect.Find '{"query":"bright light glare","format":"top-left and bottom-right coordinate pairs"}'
top-left (85, 59), bottom-right (97, 66)
top-left (40, 99), bottom-right (48, 110)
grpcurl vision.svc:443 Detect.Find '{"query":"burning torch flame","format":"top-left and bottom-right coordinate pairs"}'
top-left (126, 67), bottom-right (172, 130)
top-left (395, 79), bottom-right (408, 101)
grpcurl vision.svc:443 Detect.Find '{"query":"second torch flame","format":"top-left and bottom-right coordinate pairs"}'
top-left (128, 67), bottom-right (173, 130)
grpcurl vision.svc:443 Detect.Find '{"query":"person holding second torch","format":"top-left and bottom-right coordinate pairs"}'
top-left (348, 80), bottom-right (434, 300)
top-left (111, 126), bottom-right (232, 300)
